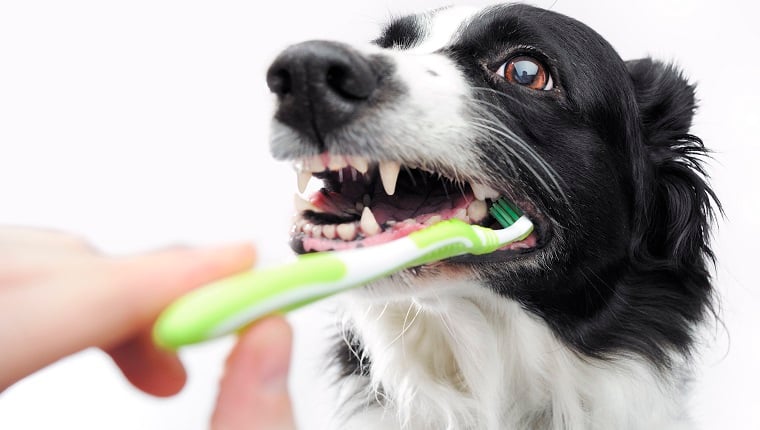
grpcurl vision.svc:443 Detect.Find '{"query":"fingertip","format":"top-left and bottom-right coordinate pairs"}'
top-left (107, 331), bottom-right (188, 397)
top-left (211, 316), bottom-right (295, 430)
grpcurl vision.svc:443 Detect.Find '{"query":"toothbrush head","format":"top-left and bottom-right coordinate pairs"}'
top-left (489, 198), bottom-right (524, 228)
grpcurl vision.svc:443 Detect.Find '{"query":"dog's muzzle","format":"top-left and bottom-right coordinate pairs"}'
top-left (266, 40), bottom-right (379, 146)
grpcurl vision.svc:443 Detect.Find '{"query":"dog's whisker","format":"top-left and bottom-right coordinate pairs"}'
top-left (470, 117), bottom-right (572, 211)
top-left (467, 121), bottom-right (558, 200)
top-left (376, 302), bottom-right (390, 321)
top-left (467, 97), bottom-right (570, 203)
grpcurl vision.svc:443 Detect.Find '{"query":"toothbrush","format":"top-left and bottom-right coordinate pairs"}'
top-left (153, 198), bottom-right (532, 349)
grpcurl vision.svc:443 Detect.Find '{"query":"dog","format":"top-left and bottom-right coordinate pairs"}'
top-left (266, 4), bottom-right (719, 429)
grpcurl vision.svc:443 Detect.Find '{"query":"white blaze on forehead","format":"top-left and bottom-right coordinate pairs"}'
top-left (411, 6), bottom-right (481, 53)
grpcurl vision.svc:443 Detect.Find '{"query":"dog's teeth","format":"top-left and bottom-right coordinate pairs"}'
top-left (454, 208), bottom-right (469, 223)
top-left (303, 223), bottom-right (314, 235)
top-left (470, 183), bottom-right (500, 201)
top-left (347, 156), bottom-right (369, 174)
top-left (337, 223), bottom-right (357, 241)
top-left (303, 155), bottom-right (325, 173)
top-left (424, 215), bottom-right (442, 226)
top-left (379, 161), bottom-right (401, 195)
top-left (323, 224), bottom-right (336, 239)
top-left (294, 218), bottom-right (306, 230)
top-left (360, 207), bottom-right (381, 236)
top-left (467, 200), bottom-right (487, 222)
top-left (297, 171), bottom-right (312, 193)
top-left (329, 154), bottom-right (348, 171)
top-left (294, 194), bottom-right (320, 213)
top-left (311, 225), bottom-right (322, 238)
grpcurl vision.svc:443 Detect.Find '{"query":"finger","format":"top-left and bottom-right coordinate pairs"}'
top-left (0, 243), bottom-right (255, 390)
top-left (106, 329), bottom-right (187, 397)
top-left (94, 243), bottom-right (257, 349)
top-left (211, 316), bottom-right (296, 430)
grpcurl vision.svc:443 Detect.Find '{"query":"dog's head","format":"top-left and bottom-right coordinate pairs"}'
top-left (267, 5), bottom-right (718, 365)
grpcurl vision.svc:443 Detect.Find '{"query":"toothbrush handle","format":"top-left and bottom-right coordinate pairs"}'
top-left (152, 220), bottom-right (493, 349)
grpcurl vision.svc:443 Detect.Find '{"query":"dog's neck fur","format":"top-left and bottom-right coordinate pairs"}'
top-left (335, 280), bottom-right (690, 430)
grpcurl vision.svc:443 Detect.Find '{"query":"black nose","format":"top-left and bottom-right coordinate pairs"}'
top-left (266, 41), bottom-right (378, 146)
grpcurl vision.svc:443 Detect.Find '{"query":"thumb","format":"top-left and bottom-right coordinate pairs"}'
top-left (211, 316), bottom-right (296, 430)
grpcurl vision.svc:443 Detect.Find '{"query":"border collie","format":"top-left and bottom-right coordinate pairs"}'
top-left (266, 4), bottom-right (718, 429)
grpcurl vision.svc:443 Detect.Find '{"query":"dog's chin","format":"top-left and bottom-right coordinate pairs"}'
top-left (286, 152), bottom-right (553, 271)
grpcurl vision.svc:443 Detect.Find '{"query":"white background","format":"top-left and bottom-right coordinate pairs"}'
top-left (1, 0), bottom-right (758, 429)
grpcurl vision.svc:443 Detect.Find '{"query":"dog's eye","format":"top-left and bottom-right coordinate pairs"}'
top-left (497, 56), bottom-right (554, 91)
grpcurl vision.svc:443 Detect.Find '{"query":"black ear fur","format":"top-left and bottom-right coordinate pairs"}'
top-left (627, 58), bottom-right (720, 268)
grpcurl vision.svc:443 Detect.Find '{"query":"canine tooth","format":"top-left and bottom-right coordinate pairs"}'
top-left (294, 194), bottom-right (320, 213)
top-left (360, 207), bottom-right (381, 236)
top-left (347, 156), bottom-right (369, 174)
top-left (323, 224), bottom-right (336, 239)
top-left (470, 183), bottom-right (499, 201)
top-left (379, 161), bottom-right (401, 195)
top-left (297, 171), bottom-right (312, 193)
top-left (337, 223), bottom-right (357, 241)
top-left (304, 155), bottom-right (325, 172)
top-left (329, 154), bottom-right (348, 171)
top-left (467, 200), bottom-right (487, 222)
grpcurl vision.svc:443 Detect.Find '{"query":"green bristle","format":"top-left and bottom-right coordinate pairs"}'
top-left (489, 198), bottom-right (523, 228)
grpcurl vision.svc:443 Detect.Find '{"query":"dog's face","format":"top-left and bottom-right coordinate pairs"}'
top-left (268, 5), bottom-right (715, 364)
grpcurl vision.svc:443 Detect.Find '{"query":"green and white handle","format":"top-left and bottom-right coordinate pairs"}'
top-left (153, 216), bottom-right (533, 349)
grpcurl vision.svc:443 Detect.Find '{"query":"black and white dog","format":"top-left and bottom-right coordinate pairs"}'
top-left (266, 4), bottom-right (718, 429)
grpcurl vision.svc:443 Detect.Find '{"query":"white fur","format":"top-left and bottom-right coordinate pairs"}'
top-left (408, 6), bottom-right (480, 54)
top-left (333, 278), bottom-right (692, 430)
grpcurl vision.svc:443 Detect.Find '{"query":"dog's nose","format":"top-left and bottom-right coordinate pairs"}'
top-left (267, 41), bottom-right (378, 145)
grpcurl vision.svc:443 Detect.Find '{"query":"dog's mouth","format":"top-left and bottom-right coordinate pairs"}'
top-left (289, 153), bottom-right (546, 260)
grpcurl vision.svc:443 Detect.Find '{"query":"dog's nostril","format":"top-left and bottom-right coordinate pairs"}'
top-left (325, 64), bottom-right (375, 100)
top-left (267, 69), bottom-right (292, 96)
top-left (326, 65), bottom-right (370, 100)
top-left (267, 41), bottom-right (379, 144)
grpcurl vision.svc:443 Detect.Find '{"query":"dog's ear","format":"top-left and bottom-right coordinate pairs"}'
top-left (626, 58), bottom-right (719, 267)
top-left (627, 58), bottom-right (696, 141)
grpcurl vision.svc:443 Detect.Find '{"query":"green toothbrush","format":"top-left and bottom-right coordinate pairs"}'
top-left (153, 198), bottom-right (532, 349)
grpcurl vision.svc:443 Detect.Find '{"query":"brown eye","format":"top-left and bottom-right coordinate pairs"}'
top-left (497, 56), bottom-right (553, 91)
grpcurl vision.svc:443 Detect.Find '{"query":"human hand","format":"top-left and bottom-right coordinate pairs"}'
top-left (0, 226), bottom-right (296, 429)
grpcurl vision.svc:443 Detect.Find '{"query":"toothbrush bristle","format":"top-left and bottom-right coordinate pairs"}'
top-left (489, 198), bottom-right (523, 228)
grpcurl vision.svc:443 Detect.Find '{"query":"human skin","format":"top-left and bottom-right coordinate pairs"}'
top-left (0, 227), bottom-right (295, 429)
